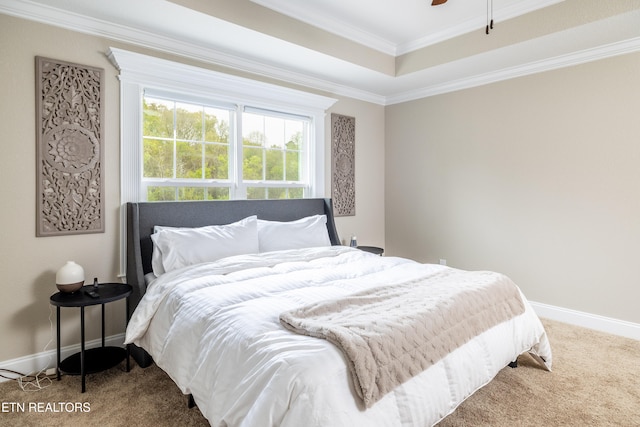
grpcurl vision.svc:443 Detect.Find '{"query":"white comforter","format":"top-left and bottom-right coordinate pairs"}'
top-left (126, 246), bottom-right (552, 427)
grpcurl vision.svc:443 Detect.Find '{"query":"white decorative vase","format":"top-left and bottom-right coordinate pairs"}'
top-left (56, 261), bottom-right (85, 293)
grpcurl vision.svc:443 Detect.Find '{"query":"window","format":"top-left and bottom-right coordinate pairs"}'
top-left (140, 95), bottom-right (312, 202)
top-left (141, 95), bottom-right (234, 201)
top-left (109, 47), bottom-right (337, 275)
top-left (241, 108), bottom-right (309, 200)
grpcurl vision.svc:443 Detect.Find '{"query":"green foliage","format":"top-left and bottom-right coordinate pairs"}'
top-left (146, 186), bottom-right (230, 201)
top-left (143, 97), bottom-right (305, 201)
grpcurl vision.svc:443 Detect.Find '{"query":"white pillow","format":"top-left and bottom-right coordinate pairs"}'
top-left (150, 216), bottom-right (258, 274)
top-left (151, 224), bottom-right (206, 276)
top-left (257, 215), bottom-right (331, 252)
top-left (151, 226), bottom-right (171, 276)
top-left (151, 224), bottom-right (194, 276)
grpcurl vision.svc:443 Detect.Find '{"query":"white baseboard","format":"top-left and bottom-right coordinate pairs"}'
top-left (0, 333), bottom-right (125, 383)
top-left (530, 301), bottom-right (640, 341)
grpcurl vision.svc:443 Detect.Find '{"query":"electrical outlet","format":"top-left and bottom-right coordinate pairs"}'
top-left (439, 259), bottom-right (447, 266)
top-left (46, 367), bottom-right (57, 376)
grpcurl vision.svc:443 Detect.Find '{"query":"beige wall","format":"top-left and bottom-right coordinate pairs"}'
top-left (386, 52), bottom-right (640, 324)
top-left (0, 14), bottom-right (385, 363)
top-left (0, 16), bottom-right (123, 363)
top-left (329, 99), bottom-right (386, 248)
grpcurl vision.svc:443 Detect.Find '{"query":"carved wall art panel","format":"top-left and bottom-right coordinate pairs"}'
top-left (36, 57), bottom-right (105, 236)
top-left (331, 113), bottom-right (355, 217)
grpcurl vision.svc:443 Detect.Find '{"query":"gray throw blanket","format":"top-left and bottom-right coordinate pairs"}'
top-left (279, 268), bottom-right (525, 407)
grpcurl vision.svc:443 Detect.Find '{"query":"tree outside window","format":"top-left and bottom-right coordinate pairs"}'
top-left (141, 96), bottom-right (307, 201)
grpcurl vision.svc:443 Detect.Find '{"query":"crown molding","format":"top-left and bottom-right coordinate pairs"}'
top-left (250, 0), bottom-right (398, 56)
top-left (108, 47), bottom-right (338, 113)
top-left (396, 0), bottom-right (564, 55)
top-left (2, 0), bottom-right (639, 107)
top-left (0, 0), bottom-right (387, 104)
top-left (251, 0), bottom-right (564, 56)
top-left (386, 35), bottom-right (640, 105)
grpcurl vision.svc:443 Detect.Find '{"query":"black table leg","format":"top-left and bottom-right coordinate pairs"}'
top-left (126, 297), bottom-right (130, 372)
top-left (81, 306), bottom-right (85, 393)
top-left (56, 306), bottom-right (61, 381)
top-left (101, 303), bottom-right (105, 348)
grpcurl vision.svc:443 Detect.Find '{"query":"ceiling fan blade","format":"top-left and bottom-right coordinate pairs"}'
top-left (431, 0), bottom-right (447, 5)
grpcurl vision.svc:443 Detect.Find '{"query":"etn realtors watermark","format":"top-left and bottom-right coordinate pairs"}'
top-left (2, 401), bottom-right (91, 413)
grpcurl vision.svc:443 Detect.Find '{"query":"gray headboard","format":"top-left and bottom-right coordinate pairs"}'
top-left (125, 198), bottom-right (340, 366)
top-left (127, 197), bottom-right (340, 296)
top-left (122, 199), bottom-right (341, 367)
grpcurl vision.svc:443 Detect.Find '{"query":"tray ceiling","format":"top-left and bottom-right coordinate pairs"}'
top-left (1, 0), bottom-right (639, 104)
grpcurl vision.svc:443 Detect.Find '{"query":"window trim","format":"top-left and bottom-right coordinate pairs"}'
top-left (108, 47), bottom-right (337, 276)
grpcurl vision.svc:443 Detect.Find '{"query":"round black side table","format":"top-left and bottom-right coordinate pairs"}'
top-left (50, 283), bottom-right (132, 392)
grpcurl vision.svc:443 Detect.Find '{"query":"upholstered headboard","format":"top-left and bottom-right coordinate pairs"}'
top-left (125, 198), bottom-right (340, 367)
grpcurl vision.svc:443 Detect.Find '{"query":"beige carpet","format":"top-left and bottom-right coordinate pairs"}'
top-left (1, 319), bottom-right (638, 427)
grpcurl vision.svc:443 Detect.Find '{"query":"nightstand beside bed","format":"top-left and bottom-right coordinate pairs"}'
top-left (50, 282), bottom-right (132, 392)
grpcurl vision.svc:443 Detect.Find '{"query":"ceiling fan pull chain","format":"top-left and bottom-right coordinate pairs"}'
top-left (486, 0), bottom-right (490, 34)
top-left (490, 0), bottom-right (494, 30)
top-left (486, 0), bottom-right (494, 35)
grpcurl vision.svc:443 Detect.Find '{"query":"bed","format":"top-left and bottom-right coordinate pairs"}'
top-left (124, 198), bottom-right (552, 427)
